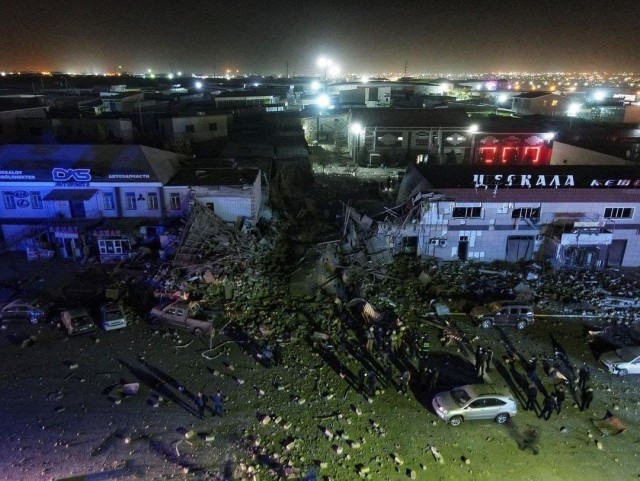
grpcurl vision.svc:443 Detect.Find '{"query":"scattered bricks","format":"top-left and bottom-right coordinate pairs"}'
top-left (283, 422), bottom-right (292, 430)
top-left (283, 438), bottom-right (296, 451)
top-left (205, 434), bottom-right (215, 442)
top-left (333, 445), bottom-right (343, 455)
top-left (261, 415), bottom-right (271, 425)
top-left (393, 453), bottom-right (404, 465)
top-left (274, 416), bottom-right (283, 425)
top-left (184, 430), bottom-right (196, 439)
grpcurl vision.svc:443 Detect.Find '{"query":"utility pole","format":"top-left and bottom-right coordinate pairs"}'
top-left (404, 60), bottom-right (408, 77)
top-left (286, 61), bottom-right (289, 79)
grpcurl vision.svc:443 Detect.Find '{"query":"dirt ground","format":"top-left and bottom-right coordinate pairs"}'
top-left (1, 164), bottom-right (640, 481)
top-left (1, 252), bottom-right (640, 481)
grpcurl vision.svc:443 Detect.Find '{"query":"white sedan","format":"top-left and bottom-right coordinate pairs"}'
top-left (600, 346), bottom-right (640, 376)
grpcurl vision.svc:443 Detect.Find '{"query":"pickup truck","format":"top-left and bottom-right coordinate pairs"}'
top-left (148, 301), bottom-right (224, 336)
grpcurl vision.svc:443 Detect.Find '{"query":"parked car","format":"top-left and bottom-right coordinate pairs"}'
top-left (432, 384), bottom-right (517, 427)
top-left (0, 298), bottom-right (51, 324)
top-left (100, 303), bottom-right (127, 331)
top-left (470, 300), bottom-right (534, 329)
top-left (148, 301), bottom-right (224, 336)
top-left (600, 346), bottom-right (640, 376)
top-left (60, 308), bottom-right (96, 336)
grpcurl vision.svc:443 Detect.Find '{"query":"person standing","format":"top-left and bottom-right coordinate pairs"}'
top-left (525, 382), bottom-right (538, 412)
top-left (540, 393), bottom-right (556, 421)
top-left (273, 342), bottom-right (283, 366)
top-left (400, 370), bottom-right (411, 394)
top-left (365, 327), bottom-right (374, 353)
top-left (555, 385), bottom-right (566, 414)
top-left (212, 390), bottom-right (224, 417)
top-left (196, 392), bottom-right (206, 419)
top-left (475, 346), bottom-right (484, 376)
top-left (428, 367), bottom-right (439, 392)
top-left (485, 347), bottom-right (493, 373)
top-left (384, 362), bottom-right (393, 388)
top-left (477, 348), bottom-right (487, 378)
top-left (367, 370), bottom-right (377, 396)
top-left (581, 386), bottom-right (594, 411)
top-left (578, 365), bottom-right (590, 390)
top-left (262, 344), bottom-right (273, 368)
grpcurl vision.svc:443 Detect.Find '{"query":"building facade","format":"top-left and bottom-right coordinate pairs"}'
top-left (392, 165), bottom-right (640, 269)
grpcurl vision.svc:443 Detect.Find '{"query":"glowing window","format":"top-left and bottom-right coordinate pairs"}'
top-left (479, 146), bottom-right (497, 164)
top-left (523, 147), bottom-right (540, 163)
top-left (501, 146), bottom-right (518, 164)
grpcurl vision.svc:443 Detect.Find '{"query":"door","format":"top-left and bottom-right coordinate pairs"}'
top-left (506, 236), bottom-right (534, 262)
top-left (607, 239), bottom-right (626, 267)
top-left (458, 237), bottom-right (469, 261)
top-left (70, 201), bottom-right (86, 218)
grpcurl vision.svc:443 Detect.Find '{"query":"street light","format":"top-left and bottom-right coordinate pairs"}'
top-left (351, 123), bottom-right (363, 162)
top-left (317, 56), bottom-right (333, 81)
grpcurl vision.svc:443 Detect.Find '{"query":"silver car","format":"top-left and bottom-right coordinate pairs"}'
top-left (100, 303), bottom-right (127, 331)
top-left (600, 346), bottom-right (640, 376)
top-left (432, 384), bottom-right (517, 427)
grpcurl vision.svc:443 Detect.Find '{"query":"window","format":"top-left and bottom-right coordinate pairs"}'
top-left (169, 193), bottom-right (181, 210)
top-left (102, 192), bottom-right (116, 210)
top-left (512, 208), bottom-right (540, 219)
top-left (452, 206), bottom-right (482, 218)
top-left (30, 192), bottom-right (43, 209)
top-left (147, 193), bottom-right (159, 210)
top-left (209, 122), bottom-right (218, 131)
top-left (3, 192), bottom-right (15, 209)
top-left (604, 207), bottom-right (633, 219)
top-left (98, 239), bottom-right (129, 255)
top-left (185, 124), bottom-right (195, 133)
top-left (125, 192), bottom-right (137, 210)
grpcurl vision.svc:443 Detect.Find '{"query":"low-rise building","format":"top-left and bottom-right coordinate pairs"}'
top-left (386, 164), bottom-right (640, 269)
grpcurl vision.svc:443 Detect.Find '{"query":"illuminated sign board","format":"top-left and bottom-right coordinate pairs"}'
top-left (473, 174), bottom-right (640, 189)
top-left (52, 168), bottom-right (91, 182)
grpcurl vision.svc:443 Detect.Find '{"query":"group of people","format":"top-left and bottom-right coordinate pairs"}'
top-left (195, 390), bottom-right (224, 419)
top-left (474, 345), bottom-right (493, 378)
top-left (523, 361), bottom-right (595, 421)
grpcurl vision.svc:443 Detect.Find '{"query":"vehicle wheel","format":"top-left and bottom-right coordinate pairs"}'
top-left (150, 317), bottom-right (161, 328)
top-left (193, 327), bottom-right (204, 336)
top-left (30, 317), bottom-right (39, 325)
top-left (617, 369), bottom-right (628, 377)
top-left (516, 320), bottom-right (527, 330)
top-left (495, 413), bottom-right (510, 424)
top-left (481, 320), bottom-right (492, 329)
top-left (449, 416), bottom-right (463, 427)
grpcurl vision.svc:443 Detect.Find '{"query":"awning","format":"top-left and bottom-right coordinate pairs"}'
top-left (43, 189), bottom-right (98, 201)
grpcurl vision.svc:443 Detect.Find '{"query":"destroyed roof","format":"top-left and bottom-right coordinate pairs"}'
top-left (167, 168), bottom-right (260, 186)
top-left (0, 144), bottom-right (186, 184)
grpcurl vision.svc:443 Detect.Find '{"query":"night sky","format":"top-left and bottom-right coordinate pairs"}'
top-left (2, 0), bottom-right (639, 75)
